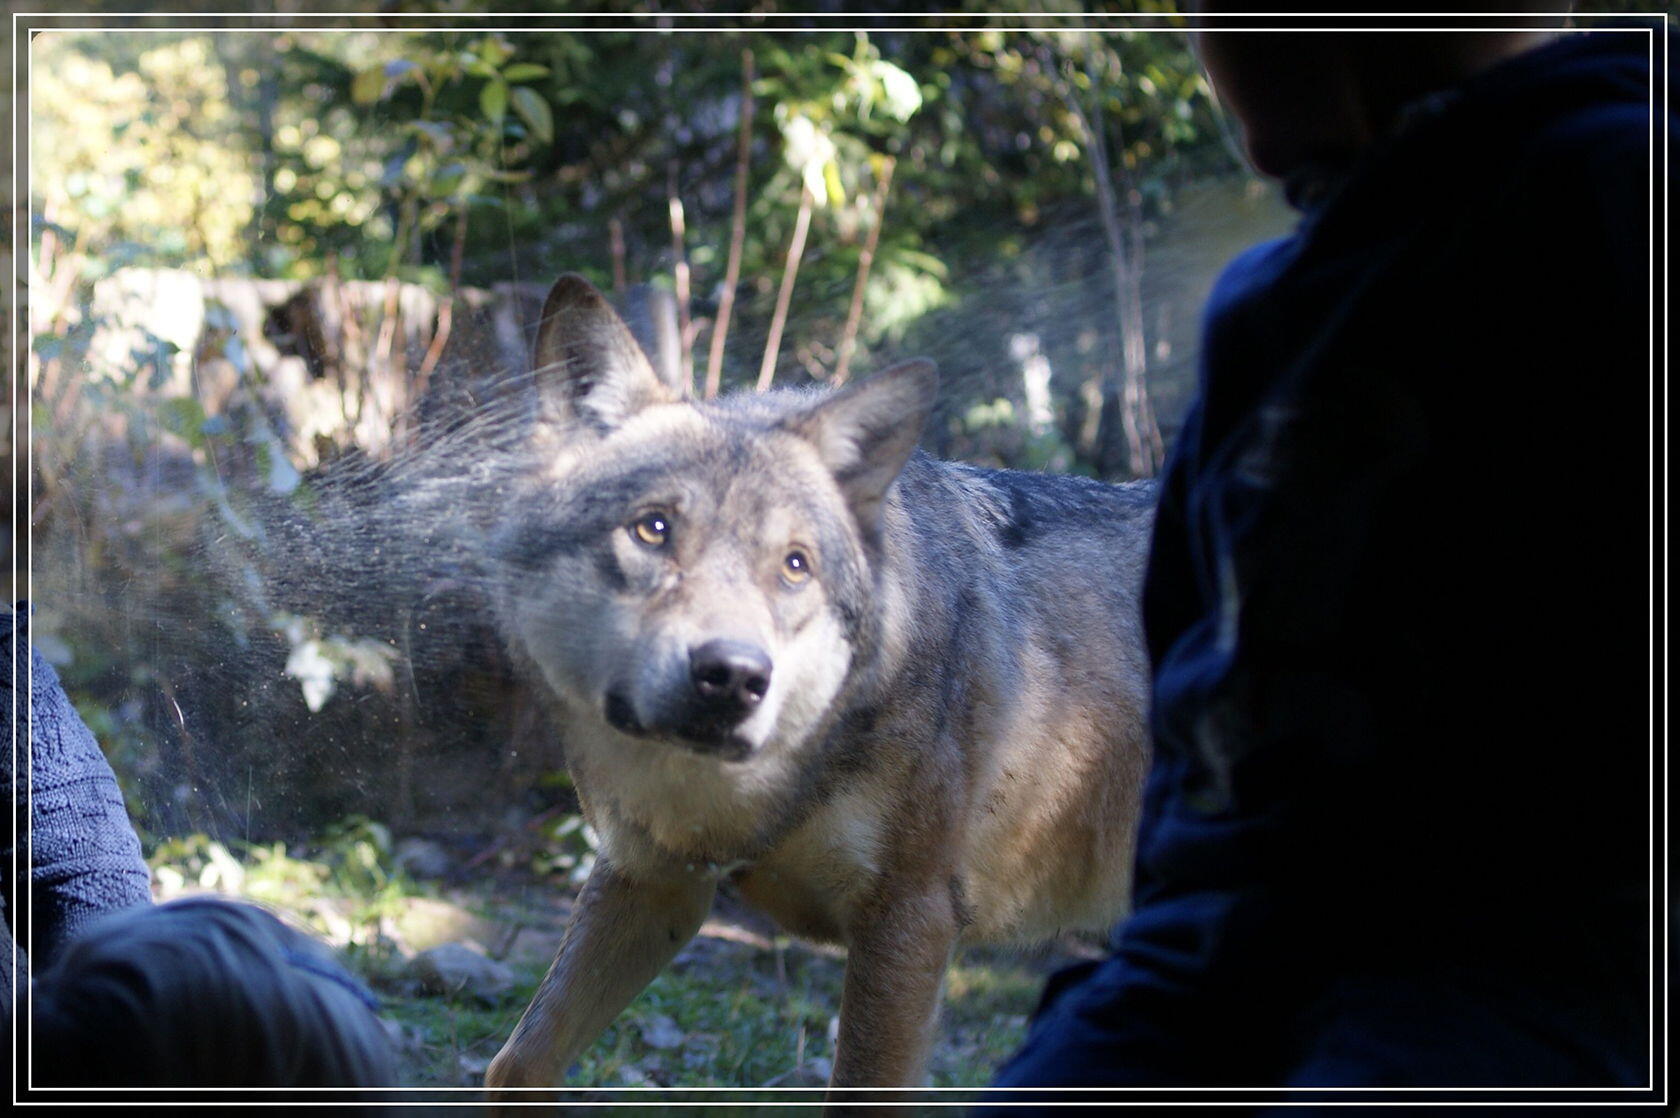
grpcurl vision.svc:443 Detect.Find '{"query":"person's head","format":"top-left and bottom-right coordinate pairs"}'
top-left (30, 897), bottom-right (395, 1090)
top-left (1190, 5), bottom-right (1574, 179)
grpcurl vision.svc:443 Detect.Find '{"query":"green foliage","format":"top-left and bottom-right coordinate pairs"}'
top-left (32, 34), bottom-right (259, 274)
top-left (147, 813), bottom-right (423, 953)
top-left (149, 832), bottom-right (251, 896)
top-left (31, 16), bottom-right (1249, 897)
top-left (32, 22), bottom-right (1229, 334)
top-left (140, 813), bottom-right (1046, 1089)
top-left (529, 812), bottom-right (600, 885)
top-left (319, 814), bottom-right (400, 898)
top-left (386, 926), bottom-right (1041, 1090)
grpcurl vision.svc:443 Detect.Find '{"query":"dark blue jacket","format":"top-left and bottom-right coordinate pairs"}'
top-left (1138, 26), bottom-right (1656, 967)
top-left (993, 29), bottom-right (1664, 1096)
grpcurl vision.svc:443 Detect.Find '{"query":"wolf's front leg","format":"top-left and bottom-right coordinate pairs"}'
top-left (827, 881), bottom-right (960, 1107)
top-left (485, 857), bottom-right (715, 1105)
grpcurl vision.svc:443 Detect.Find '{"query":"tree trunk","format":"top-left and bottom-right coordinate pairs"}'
top-left (1055, 50), bottom-right (1164, 479)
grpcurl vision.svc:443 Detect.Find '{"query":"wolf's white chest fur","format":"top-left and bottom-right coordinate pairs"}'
top-left (574, 729), bottom-right (892, 944)
top-left (566, 722), bottom-right (798, 864)
top-left (733, 788), bottom-right (890, 942)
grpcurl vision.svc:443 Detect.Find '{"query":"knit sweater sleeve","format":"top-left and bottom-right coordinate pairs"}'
top-left (3, 607), bottom-right (153, 1008)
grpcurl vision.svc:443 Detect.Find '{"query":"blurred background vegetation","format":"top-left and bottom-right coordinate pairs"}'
top-left (28, 3), bottom-right (1282, 475)
top-left (27, 4), bottom-right (1285, 839)
top-left (13, 2), bottom-right (1645, 1092)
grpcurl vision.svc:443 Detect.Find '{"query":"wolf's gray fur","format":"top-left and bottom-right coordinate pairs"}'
top-left (484, 275), bottom-right (1154, 1100)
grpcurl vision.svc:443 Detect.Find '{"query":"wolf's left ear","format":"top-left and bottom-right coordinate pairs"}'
top-left (531, 274), bottom-right (673, 433)
top-left (787, 360), bottom-right (938, 530)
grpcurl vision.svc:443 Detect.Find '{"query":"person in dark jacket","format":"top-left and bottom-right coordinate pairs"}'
top-left (987, 14), bottom-right (1663, 1105)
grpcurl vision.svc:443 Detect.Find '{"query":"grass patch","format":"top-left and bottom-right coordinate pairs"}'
top-left (147, 822), bottom-right (1052, 1092)
top-left (379, 935), bottom-right (1042, 1090)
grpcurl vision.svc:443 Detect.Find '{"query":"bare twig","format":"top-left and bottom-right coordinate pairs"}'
top-left (609, 215), bottom-right (627, 293)
top-left (370, 274), bottom-right (401, 432)
top-left (332, 263), bottom-right (365, 394)
top-left (370, 194), bottom-right (419, 441)
top-left (704, 47), bottom-right (755, 399)
top-left (417, 201), bottom-right (471, 388)
top-left (1052, 49), bottom-right (1163, 477)
top-left (667, 162), bottom-right (694, 396)
top-left (832, 155), bottom-right (896, 387)
top-left (756, 186), bottom-right (814, 393)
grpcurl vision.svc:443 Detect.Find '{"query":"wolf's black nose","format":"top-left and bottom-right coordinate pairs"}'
top-left (690, 640), bottom-right (772, 714)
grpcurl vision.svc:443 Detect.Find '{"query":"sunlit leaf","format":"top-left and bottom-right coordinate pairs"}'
top-left (511, 86), bottom-right (553, 145)
top-left (823, 160), bottom-right (845, 208)
top-left (475, 36), bottom-right (513, 68)
top-left (158, 396), bottom-right (208, 447)
top-left (480, 78), bottom-right (509, 125)
top-left (351, 66), bottom-right (384, 106)
top-left (873, 59), bottom-right (923, 121)
top-left (501, 63), bottom-right (550, 83)
top-left (407, 119), bottom-right (455, 150)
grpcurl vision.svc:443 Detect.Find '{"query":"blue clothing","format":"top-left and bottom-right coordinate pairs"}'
top-left (989, 29), bottom-right (1664, 1106)
top-left (2, 606), bottom-right (154, 1010)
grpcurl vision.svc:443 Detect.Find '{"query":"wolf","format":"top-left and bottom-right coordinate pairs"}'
top-left (483, 275), bottom-right (1155, 1100)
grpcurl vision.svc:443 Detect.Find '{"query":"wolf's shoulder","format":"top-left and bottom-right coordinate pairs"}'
top-left (900, 454), bottom-right (1156, 549)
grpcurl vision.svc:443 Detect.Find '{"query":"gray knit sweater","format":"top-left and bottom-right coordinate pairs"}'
top-left (2, 605), bottom-right (153, 1010)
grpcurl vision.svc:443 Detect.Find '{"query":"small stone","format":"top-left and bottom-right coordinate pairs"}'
top-left (407, 941), bottom-right (515, 1003)
top-left (389, 896), bottom-right (499, 955)
top-left (638, 1013), bottom-right (685, 1050)
top-left (393, 837), bottom-right (452, 879)
top-left (679, 1032), bottom-right (720, 1070)
top-left (766, 1057), bottom-right (832, 1088)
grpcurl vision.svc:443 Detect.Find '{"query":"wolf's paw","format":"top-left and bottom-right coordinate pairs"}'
top-left (483, 1051), bottom-right (560, 1110)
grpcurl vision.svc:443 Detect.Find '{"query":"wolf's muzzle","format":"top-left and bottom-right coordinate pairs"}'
top-left (601, 640), bottom-right (770, 762)
top-left (672, 640), bottom-right (771, 759)
top-left (603, 692), bottom-right (644, 735)
top-left (689, 639), bottom-right (772, 716)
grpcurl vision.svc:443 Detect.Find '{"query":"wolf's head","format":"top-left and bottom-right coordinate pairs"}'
top-left (495, 275), bottom-right (936, 766)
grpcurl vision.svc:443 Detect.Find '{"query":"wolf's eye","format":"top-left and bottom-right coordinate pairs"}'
top-left (630, 513), bottom-right (669, 549)
top-left (782, 548), bottom-right (813, 586)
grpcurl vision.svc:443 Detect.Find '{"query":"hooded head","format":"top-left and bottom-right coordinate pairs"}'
top-left (1189, 5), bottom-right (1572, 180)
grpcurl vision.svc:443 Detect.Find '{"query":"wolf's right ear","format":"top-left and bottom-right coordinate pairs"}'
top-left (786, 359), bottom-right (938, 532)
top-left (531, 274), bottom-right (674, 433)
